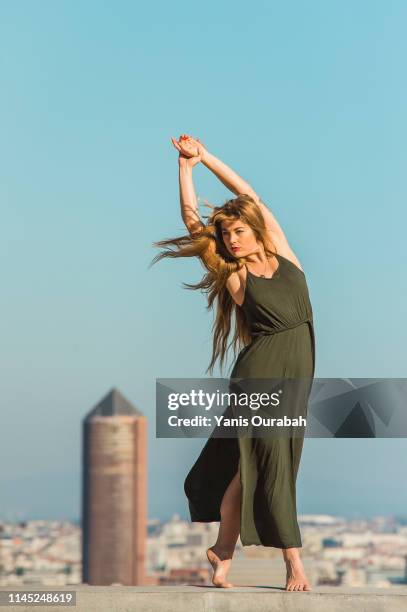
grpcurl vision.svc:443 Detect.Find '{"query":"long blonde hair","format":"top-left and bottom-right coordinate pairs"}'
top-left (150, 194), bottom-right (277, 375)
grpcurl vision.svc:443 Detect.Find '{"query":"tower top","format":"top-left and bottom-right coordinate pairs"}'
top-left (84, 387), bottom-right (144, 421)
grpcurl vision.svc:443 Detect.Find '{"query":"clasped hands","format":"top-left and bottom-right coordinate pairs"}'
top-left (171, 133), bottom-right (208, 167)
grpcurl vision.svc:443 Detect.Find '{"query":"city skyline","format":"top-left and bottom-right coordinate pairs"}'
top-left (2, 513), bottom-right (407, 588)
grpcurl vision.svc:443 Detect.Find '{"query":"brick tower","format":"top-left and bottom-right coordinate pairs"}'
top-left (82, 387), bottom-right (147, 585)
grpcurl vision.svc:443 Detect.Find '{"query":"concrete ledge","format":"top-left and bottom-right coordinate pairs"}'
top-left (0, 585), bottom-right (407, 612)
top-left (1, 585), bottom-right (407, 612)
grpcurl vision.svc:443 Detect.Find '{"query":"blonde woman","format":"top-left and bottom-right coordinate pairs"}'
top-left (152, 135), bottom-right (315, 591)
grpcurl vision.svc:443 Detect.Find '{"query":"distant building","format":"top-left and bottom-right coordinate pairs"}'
top-left (82, 388), bottom-right (147, 585)
top-left (322, 537), bottom-right (342, 548)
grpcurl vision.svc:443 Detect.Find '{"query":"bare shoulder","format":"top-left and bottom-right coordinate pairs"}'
top-left (269, 233), bottom-right (304, 273)
top-left (253, 197), bottom-right (305, 273)
top-left (225, 267), bottom-right (247, 307)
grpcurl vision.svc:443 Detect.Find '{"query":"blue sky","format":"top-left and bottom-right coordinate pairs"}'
top-left (1, 0), bottom-right (406, 522)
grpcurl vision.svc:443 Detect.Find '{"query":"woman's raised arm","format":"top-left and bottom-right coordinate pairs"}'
top-left (178, 163), bottom-right (204, 236)
top-left (202, 150), bottom-right (259, 203)
top-left (180, 136), bottom-right (289, 243)
top-left (171, 136), bottom-right (205, 236)
top-left (174, 135), bottom-right (259, 201)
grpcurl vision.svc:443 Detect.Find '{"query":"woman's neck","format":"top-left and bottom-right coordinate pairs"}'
top-left (245, 251), bottom-right (267, 264)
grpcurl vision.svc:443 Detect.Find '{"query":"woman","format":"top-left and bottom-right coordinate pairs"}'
top-left (151, 134), bottom-right (315, 591)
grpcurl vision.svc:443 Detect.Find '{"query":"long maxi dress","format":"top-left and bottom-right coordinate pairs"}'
top-left (184, 252), bottom-right (316, 548)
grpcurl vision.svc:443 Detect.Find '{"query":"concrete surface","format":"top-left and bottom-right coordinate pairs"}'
top-left (1, 584), bottom-right (407, 611)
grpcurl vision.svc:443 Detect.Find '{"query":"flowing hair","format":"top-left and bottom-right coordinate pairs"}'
top-left (150, 194), bottom-right (277, 375)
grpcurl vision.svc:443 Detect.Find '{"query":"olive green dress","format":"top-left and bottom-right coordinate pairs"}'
top-left (184, 253), bottom-right (316, 548)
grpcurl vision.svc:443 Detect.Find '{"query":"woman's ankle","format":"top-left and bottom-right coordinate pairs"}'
top-left (209, 544), bottom-right (235, 558)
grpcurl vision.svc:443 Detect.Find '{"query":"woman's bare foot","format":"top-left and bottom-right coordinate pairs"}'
top-left (283, 548), bottom-right (312, 591)
top-left (206, 546), bottom-right (235, 588)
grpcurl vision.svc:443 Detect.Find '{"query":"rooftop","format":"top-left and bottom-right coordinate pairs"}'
top-left (1, 584), bottom-right (407, 612)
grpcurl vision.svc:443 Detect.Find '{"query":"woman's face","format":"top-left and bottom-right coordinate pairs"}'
top-left (220, 218), bottom-right (260, 258)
